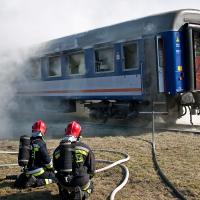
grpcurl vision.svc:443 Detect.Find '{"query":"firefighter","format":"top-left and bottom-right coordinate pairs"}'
top-left (15, 120), bottom-right (57, 188)
top-left (53, 121), bottom-right (95, 200)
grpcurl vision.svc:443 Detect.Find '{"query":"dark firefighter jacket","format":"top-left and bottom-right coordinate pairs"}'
top-left (26, 136), bottom-right (53, 176)
top-left (53, 141), bottom-right (95, 181)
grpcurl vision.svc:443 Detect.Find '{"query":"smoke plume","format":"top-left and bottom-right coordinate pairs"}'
top-left (0, 0), bottom-right (200, 138)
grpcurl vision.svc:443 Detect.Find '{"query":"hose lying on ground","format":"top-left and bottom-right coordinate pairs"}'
top-left (94, 149), bottom-right (130, 200)
top-left (0, 149), bottom-right (130, 200)
top-left (0, 151), bottom-right (18, 154)
top-left (151, 145), bottom-right (187, 200)
top-left (96, 159), bottom-right (129, 200)
top-left (0, 163), bottom-right (18, 167)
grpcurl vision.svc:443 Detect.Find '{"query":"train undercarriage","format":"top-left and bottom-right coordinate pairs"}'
top-left (13, 91), bottom-right (200, 125)
top-left (82, 91), bottom-right (200, 124)
top-left (84, 100), bottom-right (142, 123)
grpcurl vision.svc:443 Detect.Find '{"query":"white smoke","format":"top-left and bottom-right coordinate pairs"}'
top-left (0, 49), bottom-right (30, 137)
top-left (0, 0), bottom-right (200, 138)
top-left (1, 0), bottom-right (200, 49)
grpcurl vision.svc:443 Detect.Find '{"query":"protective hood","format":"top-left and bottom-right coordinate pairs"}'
top-left (61, 135), bottom-right (77, 143)
top-left (32, 131), bottom-right (43, 138)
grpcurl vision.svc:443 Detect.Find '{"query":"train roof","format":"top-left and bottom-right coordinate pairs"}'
top-left (37, 9), bottom-right (200, 55)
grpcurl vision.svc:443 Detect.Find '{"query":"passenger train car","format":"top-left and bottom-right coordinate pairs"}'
top-left (17, 9), bottom-right (200, 123)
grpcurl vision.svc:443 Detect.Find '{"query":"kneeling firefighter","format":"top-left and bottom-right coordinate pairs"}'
top-left (53, 121), bottom-right (95, 200)
top-left (14, 120), bottom-right (57, 188)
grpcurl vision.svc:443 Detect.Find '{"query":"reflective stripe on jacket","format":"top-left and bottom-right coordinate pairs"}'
top-left (26, 167), bottom-right (45, 176)
top-left (27, 136), bottom-right (52, 172)
top-left (53, 141), bottom-right (95, 177)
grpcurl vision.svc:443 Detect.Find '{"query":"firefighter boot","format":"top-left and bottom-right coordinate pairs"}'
top-left (25, 176), bottom-right (37, 187)
top-left (74, 186), bottom-right (83, 200)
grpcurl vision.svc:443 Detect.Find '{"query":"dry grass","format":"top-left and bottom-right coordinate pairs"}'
top-left (0, 132), bottom-right (200, 200)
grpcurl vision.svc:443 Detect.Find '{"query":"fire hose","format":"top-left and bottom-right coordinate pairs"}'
top-left (94, 149), bottom-right (130, 200)
top-left (0, 149), bottom-right (130, 200)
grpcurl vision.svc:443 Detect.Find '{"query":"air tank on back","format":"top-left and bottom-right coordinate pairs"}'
top-left (18, 135), bottom-right (30, 167)
top-left (59, 142), bottom-right (73, 173)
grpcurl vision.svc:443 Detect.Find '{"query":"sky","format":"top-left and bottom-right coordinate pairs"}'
top-left (1, 0), bottom-right (200, 50)
top-left (0, 0), bottom-right (200, 137)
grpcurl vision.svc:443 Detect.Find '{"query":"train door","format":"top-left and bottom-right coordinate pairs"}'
top-left (193, 31), bottom-right (200, 90)
top-left (156, 35), bottom-right (165, 93)
top-left (185, 25), bottom-right (200, 91)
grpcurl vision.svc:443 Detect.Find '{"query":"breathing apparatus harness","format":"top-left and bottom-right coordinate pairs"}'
top-left (55, 136), bottom-right (93, 200)
top-left (56, 135), bottom-right (82, 182)
top-left (58, 139), bottom-right (74, 183)
top-left (18, 135), bottom-right (31, 171)
top-left (14, 135), bottom-right (32, 188)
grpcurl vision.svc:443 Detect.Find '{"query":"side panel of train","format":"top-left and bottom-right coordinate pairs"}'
top-left (18, 41), bottom-right (145, 120)
top-left (144, 28), bottom-right (200, 122)
top-left (17, 10), bottom-right (200, 122)
top-left (21, 41), bottom-right (143, 99)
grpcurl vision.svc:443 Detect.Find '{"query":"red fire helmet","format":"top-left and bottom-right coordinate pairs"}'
top-left (65, 121), bottom-right (81, 138)
top-left (32, 120), bottom-right (47, 135)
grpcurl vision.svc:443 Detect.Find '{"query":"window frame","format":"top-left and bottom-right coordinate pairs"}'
top-left (29, 58), bottom-right (42, 80)
top-left (47, 55), bottom-right (62, 78)
top-left (122, 41), bottom-right (139, 71)
top-left (156, 35), bottom-right (166, 93)
top-left (65, 51), bottom-right (86, 76)
top-left (94, 46), bottom-right (115, 74)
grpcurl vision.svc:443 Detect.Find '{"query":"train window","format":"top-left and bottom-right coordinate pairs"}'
top-left (68, 52), bottom-right (86, 75)
top-left (30, 59), bottom-right (41, 79)
top-left (123, 43), bottom-right (138, 70)
top-left (95, 48), bottom-right (114, 72)
top-left (48, 56), bottom-right (61, 77)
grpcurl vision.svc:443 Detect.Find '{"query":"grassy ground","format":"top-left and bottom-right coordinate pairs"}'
top-left (0, 132), bottom-right (199, 200)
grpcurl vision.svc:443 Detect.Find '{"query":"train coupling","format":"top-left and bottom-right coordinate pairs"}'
top-left (179, 92), bottom-right (200, 125)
